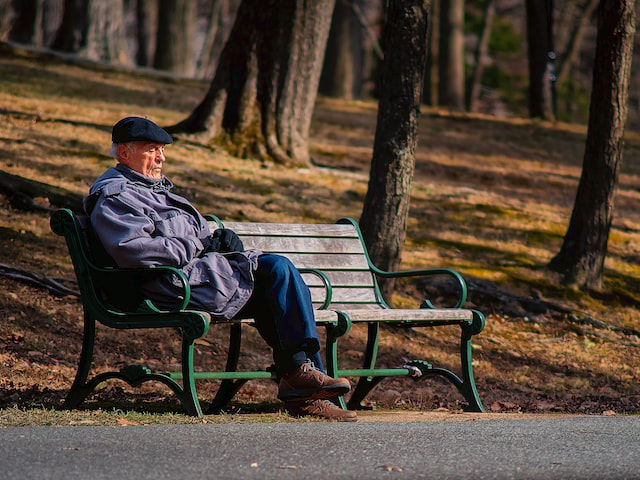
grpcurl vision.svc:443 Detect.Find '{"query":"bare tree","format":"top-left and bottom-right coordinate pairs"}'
top-left (555, 0), bottom-right (599, 86)
top-left (525, 0), bottom-right (555, 120)
top-left (0, 0), bottom-right (18, 41)
top-left (467, 0), bottom-right (495, 112)
top-left (319, 0), bottom-right (359, 99)
top-left (422, 0), bottom-right (438, 105)
top-left (168, 0), bottom-right (336, 166)
top-left (195, 0), bottom-right (237, 79)
top-left (51, 0), bottom-right (130, 64)
top-left (135, 0), bottom-right (157, 67)
top-left (548, 0), bottom-right (636, 289)
top-left (153, 0), bottom-right (197, 76)
top-left (359, 0), bottom-right (430, 301)
top-left (8, 0), bottom-right (45, 46)
top-left (438, 0), bottom-right (465, 110)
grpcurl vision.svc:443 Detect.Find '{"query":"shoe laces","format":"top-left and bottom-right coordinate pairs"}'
top-left (301, 359), bottom-right (318, 373)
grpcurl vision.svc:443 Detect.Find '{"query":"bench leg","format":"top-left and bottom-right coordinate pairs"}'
top-left (63, 312), bottom-right (97, 410)
top-left (64, 312), bottom-right (204, 417)
top-left (409, 316), bottom-right (486, 412)
top-left (344, 317), bottom-right (486, 412)
top-left (456, 315), bottom-right (485, 412)
top-left (205, 322), bottom-right (248, 414)
top-left (323, 316), bottom-right (352, 410)
top-left (175, 336), bottom-right (204, 417)
top-left (346, 322), bottom-right (381, 410)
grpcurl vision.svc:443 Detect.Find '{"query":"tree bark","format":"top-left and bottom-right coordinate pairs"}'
top-left (9, 0), bottom-right (45, 46)
top-left (525, 0), bottom-right (555, 120)
top-left (168, 0), bottom-right (335, 166)
top-left (467, 0), bottom-right (495, 112)
top-left (422, 0), bottom-right (438, 105)
top-left (438, 0), bottom-right (464, 110)
top-left (556, 0), bottom-right (599, 86)
top-left (195, 0), bottom-right (232, 80)
top-left (154, 0), bottom-right (196, 76)
top-left (51, 0), bottom-right (129, 64)
top-left (135, 0), bottom-right (157, 67)
top-left (548, 0), bottom-right (636, 290)
top-left (319, 0), bottom-right (357, 100)
top-left (0, 170), bottom-right (83, 212)
top-left (359, 0), bottom-right (430, 302)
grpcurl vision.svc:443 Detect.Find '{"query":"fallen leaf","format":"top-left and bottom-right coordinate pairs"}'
top-left (117, 418), bottom-right (140, 426)
top-left (376, 464), bottom-right (403, 472)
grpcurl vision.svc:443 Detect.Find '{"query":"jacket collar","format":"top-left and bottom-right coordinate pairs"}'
top-left (115, 164), bottom-right (174, 192)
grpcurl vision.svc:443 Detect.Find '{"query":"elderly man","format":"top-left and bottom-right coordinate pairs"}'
top-left (84, 116), bottom-right (356, 422)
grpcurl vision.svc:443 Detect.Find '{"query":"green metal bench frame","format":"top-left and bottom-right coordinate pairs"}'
top-left (51, 208), bottom-right (486, 417)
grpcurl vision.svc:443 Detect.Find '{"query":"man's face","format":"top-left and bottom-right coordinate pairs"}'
top-left (118, 141), bottom-right (166, 179)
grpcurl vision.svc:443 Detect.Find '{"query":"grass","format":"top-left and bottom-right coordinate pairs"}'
top-left (1, 44), bottom-right (640, 425)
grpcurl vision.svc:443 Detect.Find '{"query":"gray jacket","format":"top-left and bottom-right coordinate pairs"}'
top-left (84, 164), bottom-right (260, 319)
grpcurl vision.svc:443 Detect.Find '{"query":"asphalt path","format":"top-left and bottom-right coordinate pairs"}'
top-left (1, 413), bottom-right (639, 479)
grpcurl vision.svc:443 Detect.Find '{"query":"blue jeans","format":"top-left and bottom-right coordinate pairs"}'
top-left (238, 253), bottom-right (324, 374)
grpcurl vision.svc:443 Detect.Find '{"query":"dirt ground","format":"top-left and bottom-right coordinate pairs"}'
top-left (1, 47), bottom-right (640, 421)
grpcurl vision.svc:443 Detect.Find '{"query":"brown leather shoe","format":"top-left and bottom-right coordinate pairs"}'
top-left (278, 360), bottom-right (351, 400)
top-left (285, 399), bottom-right (358, 422)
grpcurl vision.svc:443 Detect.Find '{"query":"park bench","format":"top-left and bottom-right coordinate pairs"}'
top-left (50, 208), bottom-right (486, 417)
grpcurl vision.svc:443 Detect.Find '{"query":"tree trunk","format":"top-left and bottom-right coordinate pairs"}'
top-left (422, 0), bottom-right (438, 105)
top-left (359, 0), bottom-right (430, 303)
top-left (467, 0), bottom-right (495, 112)
top-left (42, 0), bottom-right (64, 46)
top-left (51, 0), bottom-right (129, 64)
top-left (195, 0), bottom-right (232, 80)
top-left (0, 170), bottom-right (83, 212)
top-left (0, 0), bottom-right (17, 41)
top-left (438, 0), bottom-right (464, 110)
top-left (319, 0), bottom-right (357, 99)
top-left (525, 0), bottom-right (555, 120)
top-left (135, 0), bottom-right (157, 67)
top-left (168, 0), bottom-right (335, 166)
top-left (9, 0), bottom-right (45, 46)
top-left (154, 0), bottom-right (197, 76)
top-left (548, 0), bottom-right (635, 290)
top-left (556, 0), bottom-right (599, 86)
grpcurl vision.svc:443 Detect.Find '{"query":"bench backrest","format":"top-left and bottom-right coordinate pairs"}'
top-left (211, 218), bottom-right (387, 310)
top-left (52, 208), bottom-right (387, 314)
top-left (51, 208), bottom-right (147, 313)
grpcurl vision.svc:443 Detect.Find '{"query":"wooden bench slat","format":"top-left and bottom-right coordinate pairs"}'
top-left (274, 253), bottom-right (370, 270)
top-left (338, 308), bottom-right (475, 322)
top-left (301, 270), bottom-right (375, 287)
top-left (309, 286), bottom-right (380, 304)
top-left (214, 221), bottom-right (359, 238)
top-left (233, 236), bottom-right (366, 254)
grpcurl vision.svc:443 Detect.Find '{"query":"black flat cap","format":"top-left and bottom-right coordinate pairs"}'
top-left (112, 116), bottom-right (173, 144)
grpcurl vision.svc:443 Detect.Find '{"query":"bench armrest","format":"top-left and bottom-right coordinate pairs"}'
top-left (136, 265), bottom-right (192, 312)
top-left (336, 217), bottom-right (468, 309)
top-left (298, 268), bottom-right (333, 310)
top-left (372, 266), bottom-right (468, 309)
top-left (88, 263), bottom-right (192, 313)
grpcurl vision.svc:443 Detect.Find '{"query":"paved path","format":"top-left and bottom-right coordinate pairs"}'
top-left (2, 413), bottom-right (639, 479)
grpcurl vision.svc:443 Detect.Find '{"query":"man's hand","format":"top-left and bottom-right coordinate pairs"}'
top-left (215, 228), bottom-right (244, 252)
top-left (200, 229), bottom-right (244, 255)
top-left (200, 234), bottom-right (221, 254)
